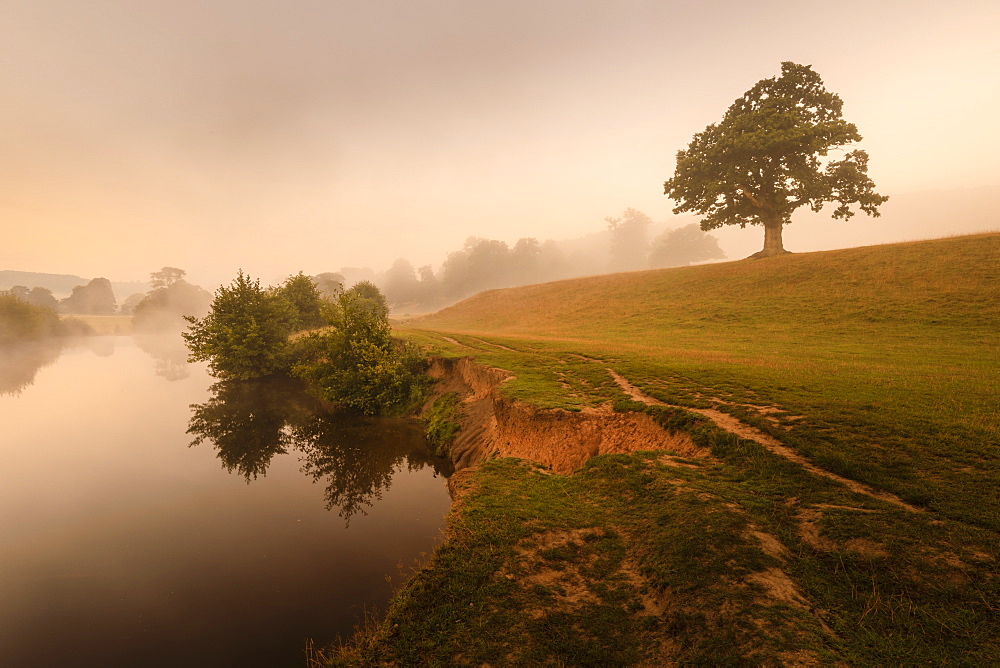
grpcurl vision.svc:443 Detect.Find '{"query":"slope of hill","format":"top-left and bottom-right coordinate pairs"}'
top-left (331, 234), bottom-right (998, 666)
top-left (416, 232), bottom-right (999, 337)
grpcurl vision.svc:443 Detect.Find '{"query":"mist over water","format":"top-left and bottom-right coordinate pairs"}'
top-left (0, 336), bottom-right (451, 667)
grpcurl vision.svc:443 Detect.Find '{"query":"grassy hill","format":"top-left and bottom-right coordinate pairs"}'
top-left (410, 233), bottom-right (999, 524)
top-left (334, 234), bottom-right (999, 666)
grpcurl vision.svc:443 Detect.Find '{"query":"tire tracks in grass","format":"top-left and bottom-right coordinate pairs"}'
top-left (607, 369), bottom-right (921, 513)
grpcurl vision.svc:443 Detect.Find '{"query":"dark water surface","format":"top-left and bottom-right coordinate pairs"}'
top-left (0, 336), bottom-right (452, 667)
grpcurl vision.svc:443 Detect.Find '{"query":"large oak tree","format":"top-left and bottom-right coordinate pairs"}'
top-left (664, 62), bottom-right (887, 258)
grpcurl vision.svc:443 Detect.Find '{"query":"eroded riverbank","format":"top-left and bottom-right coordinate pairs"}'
top-left (327, 350), bottom-right (998, 666)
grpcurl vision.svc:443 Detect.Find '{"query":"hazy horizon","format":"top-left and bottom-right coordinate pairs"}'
top-left (2, 0), bottom-right (998, 288)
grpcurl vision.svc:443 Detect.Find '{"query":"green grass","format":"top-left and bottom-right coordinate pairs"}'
top-left (405, 233), bottom-right (1000, 530)
top-left (331, 234), bottom-right (999, 665)
top-left (422, 392), bottom-right (462, 456)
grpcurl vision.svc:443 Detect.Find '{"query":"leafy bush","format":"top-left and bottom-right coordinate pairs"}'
top-left (185, 271), bottom-right (428, 414)
top-left (291, 284), bottom-right (428, 415)
top-left (183, 271), bottom-right (297, 380)
top-left (0, 292), bottom-right (62, 345)
top-left (273, 272), bottom-right (326, 331)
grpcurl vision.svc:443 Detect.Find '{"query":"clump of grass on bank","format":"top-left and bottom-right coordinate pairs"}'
top-left (422, 392), bottom-right (462, 456)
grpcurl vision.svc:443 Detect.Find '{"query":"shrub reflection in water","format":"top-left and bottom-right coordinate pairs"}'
top-left (188, 376), bottom-right (453, 522)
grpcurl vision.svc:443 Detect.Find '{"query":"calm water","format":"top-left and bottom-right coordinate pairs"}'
top-left (0, 335), bottom-right (452, 667)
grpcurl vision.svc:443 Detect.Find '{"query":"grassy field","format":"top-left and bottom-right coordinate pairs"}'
top-left (331, 234), bottom-right (999, 665)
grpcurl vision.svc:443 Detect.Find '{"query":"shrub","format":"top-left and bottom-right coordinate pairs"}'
top-left (0, 292), bottom-right (62, 345)
top-left (183, 271), bottom-right (297, 380)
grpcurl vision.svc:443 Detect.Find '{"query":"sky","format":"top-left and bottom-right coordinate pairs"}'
top-left (1, 0), bottom-right (998, 288)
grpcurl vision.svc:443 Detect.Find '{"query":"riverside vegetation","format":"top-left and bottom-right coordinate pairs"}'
top-left (0, 290), bottom-right (99, 394)
top-left (183, 271), bottom-right (427, 415)
top-left (326, 233), bottom-right (999, 665)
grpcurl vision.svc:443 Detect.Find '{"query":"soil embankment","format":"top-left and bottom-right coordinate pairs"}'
top-left (427, 356), bottom-right (707, 474)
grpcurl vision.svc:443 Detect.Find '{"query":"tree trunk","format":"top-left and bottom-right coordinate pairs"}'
top-left (749, 219), bottom-right (791, 259)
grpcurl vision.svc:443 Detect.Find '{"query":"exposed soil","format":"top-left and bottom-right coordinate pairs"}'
top-left (428, 357), bottom-right (708, 474)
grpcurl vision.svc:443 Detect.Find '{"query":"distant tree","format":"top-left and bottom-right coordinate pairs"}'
top-left (338, 267), bottom-right (377, 287)
top-left (183, 271), bottom-right (297, 380)
top-left (133, 268), bottom-right (213, 331)
top-left (537, 240), bottom-right (571, 281)
top-left (61, 278), bottom-right (117, 315)
top-left (664, 62), bottom-right (887, 258)
top-left (10, 286), bottom-right (29, 300)
top-left (383, 259), bottom-right (420, 307)
top-left (511, 238), bottom-right (542, 284)
top-left (150, 267), bottom-right (187, 289)
top-left (606, 208), bottom-right (652, 271)
top-left (312, 272), bottom-right (345, 299)
top-left (274, 272), bottom-right (326, 330)
top-left (441, 237), bottom-right (511, 298)
top-left (649, 224), bottom-right (726, 268)
top-left (120, 293), bottom-right (146, 315)
top-left (347, 281), bottom-right (389, 319)
top-left (415, 265), bottom-right (439, 304)
top-left (25, 287), bottom-right (59, 311)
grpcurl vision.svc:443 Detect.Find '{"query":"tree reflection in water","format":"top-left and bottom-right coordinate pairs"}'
top-left (0, 340), bottom-right (62, 395)
top-left (133, 332), bottom-right (191, 381)
top-left (188, 378), bottom-right (451, 522)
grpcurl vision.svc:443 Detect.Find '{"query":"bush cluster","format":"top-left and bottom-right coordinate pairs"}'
top-left (0, 291), bottom-right (62, 345)
top-left (184, 271), bottom-right (427, 415)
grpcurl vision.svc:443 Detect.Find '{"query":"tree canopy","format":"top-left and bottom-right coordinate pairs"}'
top-left (664, 62), bottom-right (887, 257)
top-left (183, 271), bottom-right (296, 380)
top-left (133, 267), bottom-right (213, 331)
top-left (605, 208), bottom-right (652, 271)
top-left (291, 282), bottom-right (426, 415)
top-left (184, 271), bottom-right (426, 414)
top-left (61, 278), bottom-right (117, 314)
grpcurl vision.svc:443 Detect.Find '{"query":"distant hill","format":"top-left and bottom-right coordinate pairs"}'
top-left (0, 271), bottom-right (149, 301)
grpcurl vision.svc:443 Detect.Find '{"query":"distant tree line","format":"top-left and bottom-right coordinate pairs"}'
top-left (0, 290), bottom-right (94, 347)
top-left (7, 277), bottom-right (119, 315)
top-left (334, 212), bottom-right (724, 313)
top-left (0, 291), bottom-right (64, 345)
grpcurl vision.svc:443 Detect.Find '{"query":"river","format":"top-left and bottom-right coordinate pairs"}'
top-left (0, 334), bottom-right (452, 667)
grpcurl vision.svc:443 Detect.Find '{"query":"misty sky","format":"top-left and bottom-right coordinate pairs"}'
top-left (2, 0), bottom-right (998, 288)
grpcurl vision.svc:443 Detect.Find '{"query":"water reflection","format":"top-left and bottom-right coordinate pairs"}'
top-left (0, 339), bottom-right (453, 666)
top-left (297, 414), bottom-right (447, 520)
top-left (133, 331), bottom-right (191, 381)
top-left (188, 378), bottom-right (452, 521)
top-left (0, 340), bottom-right (62, 395)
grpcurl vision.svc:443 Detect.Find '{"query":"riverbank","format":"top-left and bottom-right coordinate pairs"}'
top-left (325, 234), bottom-right (999, 665)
